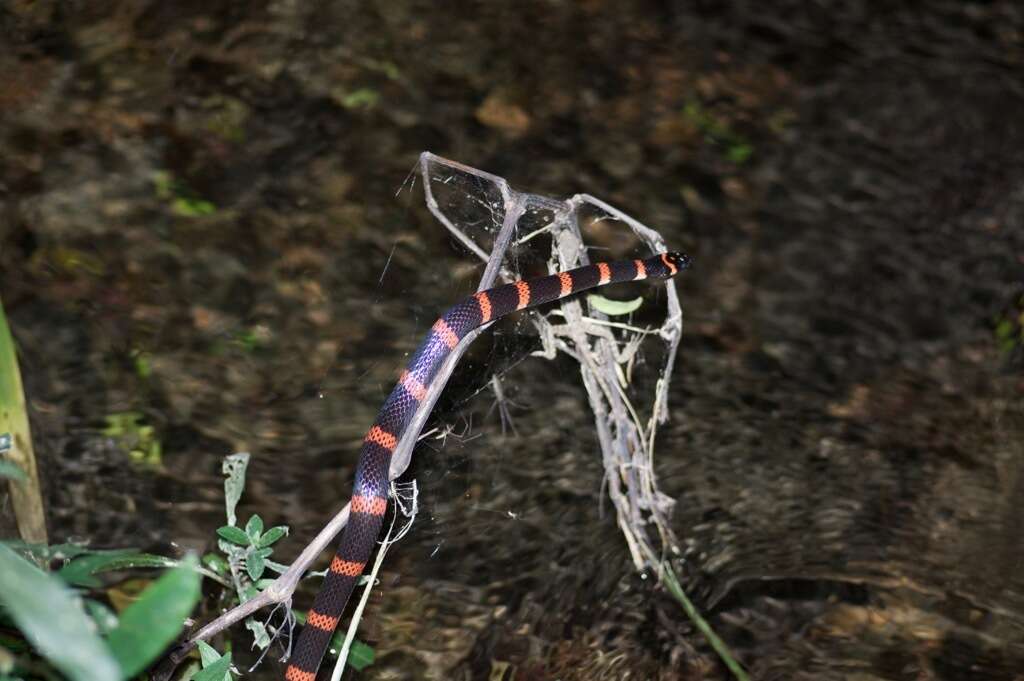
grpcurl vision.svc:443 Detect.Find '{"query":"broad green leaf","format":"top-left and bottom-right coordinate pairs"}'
top-left (216, 526), bottom-right (250, 546)
top-left (222, 453), bottom-right (250, 527)
top-left (192, 650), bottom-right (232, 681)
top-left (0, 543), bottom-right (121, 681)
top-left (105, 555), bottom-right (201, 677)
top-left (256, 526), bottom-right (287, 548)
top-left (587, 294), bottom-right (644, 316)
top-left (244, 514), bottom-right (263, 541)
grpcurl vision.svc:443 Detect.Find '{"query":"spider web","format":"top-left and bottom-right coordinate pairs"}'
top-left (395, 152), bottom-right (686, 574)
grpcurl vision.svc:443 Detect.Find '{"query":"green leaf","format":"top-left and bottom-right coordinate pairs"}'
top-left (202, 553), bottom-right (230, 575)
top-left (172, 197), bottom-right (217, 217)
top-left (0, 543), bottom-right (121, 681)
top-left (97, 552), bottom-right (179, 571)
top-left (195, 639), bottom-right (221, 667)
top-left (346, 639), bottom-right (376, 671)
top-left (245, 618), bottom-right (270, 649)
top-left (132, 349), bottom-right (152, 378)
top-left (257, 525), bottom-right (287, 548)
top-left (193, 650), bottom-right (232, 681)
top-left (222, 453), bottom-right (250, 527)
top-left (587, 294), bottom-right (644, 316)
top-left (244, 514), bottom-right (263, 541)
top-left (105, 555), bottom-right (201, 677)
top-left (246, 550), bottom-right (265, 581)
top-left (216, 526), bottom-right (251, 546)
top-left (339, 88), bottom-right (379, 110)
top-left (58, 551), bottom-right (174, 587)
top-left (726, 143), bottom-right (754, 164)
top-left (0, 459), bottom-right (26, 481)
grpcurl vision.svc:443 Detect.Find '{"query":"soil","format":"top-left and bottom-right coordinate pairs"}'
top-left (1, 2), bottom-right (1022, 680)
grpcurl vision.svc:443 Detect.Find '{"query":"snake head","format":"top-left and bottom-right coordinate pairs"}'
top-left (660, 251), bottom-right (692, 277)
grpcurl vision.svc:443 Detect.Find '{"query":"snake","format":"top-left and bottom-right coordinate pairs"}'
top-left (285, 251), bottom-right (691, 681)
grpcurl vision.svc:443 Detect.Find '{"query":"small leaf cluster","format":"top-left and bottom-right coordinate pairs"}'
top-left (215, 514), bottom-right (288, 586)
top-left (203, 453), bottom-right (292, 653)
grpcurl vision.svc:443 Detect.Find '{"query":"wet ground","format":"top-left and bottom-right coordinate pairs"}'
top-left (2, 2), bottom-right (1023, 680)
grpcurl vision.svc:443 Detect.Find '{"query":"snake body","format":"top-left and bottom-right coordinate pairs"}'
top-left (285, 251), bottom-right (690, 680)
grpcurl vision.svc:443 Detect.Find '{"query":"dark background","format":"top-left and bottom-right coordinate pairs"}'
top-left (2, 2), bottom-right (1023, 679)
